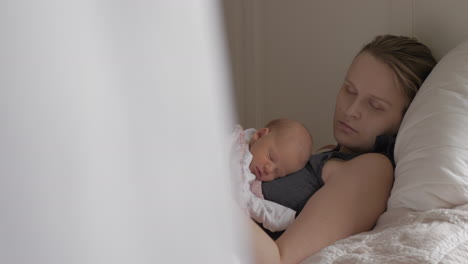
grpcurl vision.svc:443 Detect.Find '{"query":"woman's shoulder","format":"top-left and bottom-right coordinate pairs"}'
top-left (325, 153), bottom-right (394, 185)
top-left (349, 152), bottom-right (394, 170)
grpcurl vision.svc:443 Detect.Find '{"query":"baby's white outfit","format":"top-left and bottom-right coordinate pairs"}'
top-left (230, 125), bottom-right (295, 232)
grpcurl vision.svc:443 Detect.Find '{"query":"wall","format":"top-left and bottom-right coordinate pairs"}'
top-left (412, 0), bottom-right (468, 60)
top-left (223, 0), bottom-right (468, 149)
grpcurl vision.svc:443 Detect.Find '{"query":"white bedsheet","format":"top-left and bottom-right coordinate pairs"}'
top-left (303, 203), bottom-right (468, 264)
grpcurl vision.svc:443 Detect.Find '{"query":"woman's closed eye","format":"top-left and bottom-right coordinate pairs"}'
top-left (369, 99), bottom-right (385, 111)
top-left (345, 85), bottom-right (357, 95)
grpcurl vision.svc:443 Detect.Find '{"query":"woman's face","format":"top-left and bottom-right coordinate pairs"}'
top-left (333, 52), bottom-right (409, 153)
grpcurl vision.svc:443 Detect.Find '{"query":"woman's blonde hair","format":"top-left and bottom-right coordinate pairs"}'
top-left (359, 35), bottom-right (437, 107)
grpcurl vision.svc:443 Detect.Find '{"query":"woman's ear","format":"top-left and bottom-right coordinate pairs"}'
top-left (252, 128), bottom-right (270, 140)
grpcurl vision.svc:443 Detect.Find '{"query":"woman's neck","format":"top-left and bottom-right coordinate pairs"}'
top-left (339, 146), bottom-right (353, 154)
top-left (339, 145), bottom-right (365, 154)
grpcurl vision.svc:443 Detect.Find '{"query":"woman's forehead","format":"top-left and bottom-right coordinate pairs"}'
top-left (347, 52), bottom-right (406, 103)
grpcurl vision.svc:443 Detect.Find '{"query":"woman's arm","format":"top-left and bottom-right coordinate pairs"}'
top-left (249, 219), bottom-right (281, 264)
top-left (251, 153), bottom-right (394, 264)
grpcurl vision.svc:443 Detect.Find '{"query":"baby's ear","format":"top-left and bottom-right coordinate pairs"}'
top-left (252, 128), bottom-right (270, 140)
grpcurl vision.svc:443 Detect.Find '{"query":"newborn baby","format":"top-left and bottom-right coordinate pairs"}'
top-left (231, 118), bottom-right (313, 231)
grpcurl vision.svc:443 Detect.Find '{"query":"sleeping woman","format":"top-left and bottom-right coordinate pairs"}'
top-left (249, 35), bottom-right (437, 264)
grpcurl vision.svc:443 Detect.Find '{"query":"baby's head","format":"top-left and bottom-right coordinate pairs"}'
top-left (249, 118), bottom-right (313, 181)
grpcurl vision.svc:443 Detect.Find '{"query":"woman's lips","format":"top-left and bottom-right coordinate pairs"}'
top-left (338, 121), bottom-right (358, 133)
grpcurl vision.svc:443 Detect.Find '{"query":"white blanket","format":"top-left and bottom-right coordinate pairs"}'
top-left (303, 203), bottom-right (468, 264)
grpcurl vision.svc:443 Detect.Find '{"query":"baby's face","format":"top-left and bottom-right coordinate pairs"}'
top-left (249, 130), bottom-right (307, 181)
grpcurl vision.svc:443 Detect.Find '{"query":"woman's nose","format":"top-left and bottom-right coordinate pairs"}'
top-left (345, 99), bottom-right (362, 119)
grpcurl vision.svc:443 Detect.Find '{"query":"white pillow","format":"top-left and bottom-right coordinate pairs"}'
top-left (388, 39), bottom-right (468, 211)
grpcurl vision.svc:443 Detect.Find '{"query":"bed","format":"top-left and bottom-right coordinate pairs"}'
top-left (302, 38), bottom-right (468, 264)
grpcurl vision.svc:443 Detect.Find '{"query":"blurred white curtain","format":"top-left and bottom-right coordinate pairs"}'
top-left (0, 1), bottom-right (248, 263)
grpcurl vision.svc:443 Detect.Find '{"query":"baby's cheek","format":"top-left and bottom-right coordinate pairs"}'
top-left (274, 168), bottom-right (281, 177)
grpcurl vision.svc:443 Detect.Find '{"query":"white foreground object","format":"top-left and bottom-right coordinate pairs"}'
top-left (0, 1), bottom-right (248, 263)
